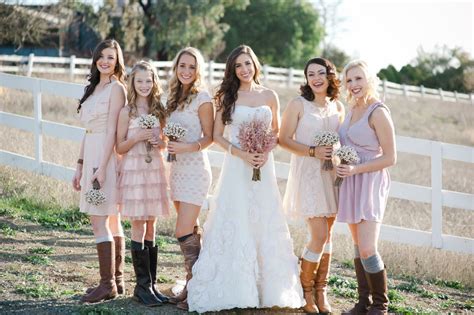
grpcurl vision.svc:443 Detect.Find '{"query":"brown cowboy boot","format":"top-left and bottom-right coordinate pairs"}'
top-left (176, 233), bottom-right (201, 311)
top-left (169, 226), bottom-right (201, 305)
top-left (300, 258), bottom-right (319, 314)
top-left (81, 241), bottom-right (118, 303)
top-left (366, 268), bottom-right (389, 314)
top-left (314, 253), bottom-right (332, 314)
top-left (343, 258), bottom-right (372, 314)
top-left (114, 236), bottom-right (125, 294)
top-left (86, 236), bottom-right (126, 295)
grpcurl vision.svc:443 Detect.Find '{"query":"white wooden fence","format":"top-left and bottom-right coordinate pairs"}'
top-left (1, 54), bottom-right (473, 104)
top-left (0, 73), bottom-right (473, 255)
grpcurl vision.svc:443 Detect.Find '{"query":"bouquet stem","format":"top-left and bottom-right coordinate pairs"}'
top-left (252, 168), bottom-right (261, 181)
top-left (334, 160), bottom-right (348, 187)
top-left (167, 137), bottom-right (177, 162)
top-left (145, 142), bottom-right (153, 163)
top-left (322, 159), bottom-right (334, 171)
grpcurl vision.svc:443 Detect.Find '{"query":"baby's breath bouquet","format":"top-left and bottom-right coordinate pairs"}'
top-left (163, 122), bottom-right (187, 162)
top-left (237, 117), bottom-right (277, 181)
top-left (334, 145), bottom-right (360, 187)
top-left (138, 114), bottom-right (159, 163)
top-left (313, 131), bottom-right (340, 170)
top-left (85, 168), bottom-right (106, 205)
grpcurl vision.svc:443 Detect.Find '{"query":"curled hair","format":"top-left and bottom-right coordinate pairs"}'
top-left (166, 47), bottom-right (206, 115)
top-left (300, 57), bottom-right (340, 102)
top-left (77, 39), bottom-right (126, 113)
top-left (215, 45), bottom-right (261, 125)
top-left (342, 59), bottom-right (380, 106)
top-left (127, 61), bottom-right (166, 127)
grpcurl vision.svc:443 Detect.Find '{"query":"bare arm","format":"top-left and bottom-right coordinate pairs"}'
top-left (116, 108), bottom-right (155, 155)
top-left (336, 100), bottom-right (346, 126)
top-left (72, 136), bottom-right (85, 191)
top-left (92, 83), bottom-right (126, 186)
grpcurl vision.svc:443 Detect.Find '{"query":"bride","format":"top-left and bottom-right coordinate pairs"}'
top-left (187, 45), bottom-right (304, 313)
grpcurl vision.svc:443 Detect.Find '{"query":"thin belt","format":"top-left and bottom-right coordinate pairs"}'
top-left (86, 129), bottom-right (106, 134)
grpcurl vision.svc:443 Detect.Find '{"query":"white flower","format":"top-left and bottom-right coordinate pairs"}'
top-left (314, 131), bottom-right (340, 146)
top-left (163, 122), bottom-right (187, 140)
top-left (138, 114), bottom-right (159, 129)
top-left (334, 145), bottom-right (360, 164)
top-left (85, 188), bottom-right (107, 206)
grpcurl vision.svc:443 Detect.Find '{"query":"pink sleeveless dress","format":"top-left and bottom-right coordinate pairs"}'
top-left (283, 96), bottom-right (340, 219)
top-left (118, 112), bottom-right (170, 220)
top-left (79, 82), bottom-right (120, 215)
top-left (337, 102), bottom-right (391, 224)
top-left (168, 91), bottom-right (212, 207)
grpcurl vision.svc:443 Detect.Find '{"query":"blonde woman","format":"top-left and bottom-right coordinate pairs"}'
top-left (72, 39), bottom-right (126, 303)
top-left (116, 61), bottom-right (170, 306)
top-left (165, 47), bottom-right (214, 311)
top-left (280, 57), bottom-right (344, 314)
top-left (337, 60), bottom-right (396, 314)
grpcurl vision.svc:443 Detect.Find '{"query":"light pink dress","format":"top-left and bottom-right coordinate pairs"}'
top-left (79, 81), bottom-right (120, 215)
top-left (283, 96), bottom-right (340, 219)
top-left (118, 110), bottom-right (170, 220)
top-left (168, 91), bottom-right (212, 207)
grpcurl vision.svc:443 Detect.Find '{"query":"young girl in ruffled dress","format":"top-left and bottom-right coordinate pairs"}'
top-left (116, 61), bottom-right (170, 307)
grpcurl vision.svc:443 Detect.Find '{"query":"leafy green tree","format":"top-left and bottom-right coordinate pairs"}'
top-left (321, 44), bottom-right (350, 72)
top-left (220, 0), bottom-right (324, 68)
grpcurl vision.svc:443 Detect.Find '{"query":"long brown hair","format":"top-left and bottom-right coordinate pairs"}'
top-left (166, 47), bottom-right (205, 115)
top-left (215, 45), bottom-right (261, 125)
top-left (127, 61), bottom-right (166, 127)
top-left (77, 39), bottom-right (126, 113)
top-left (300, 57), bottom-right (340, 102)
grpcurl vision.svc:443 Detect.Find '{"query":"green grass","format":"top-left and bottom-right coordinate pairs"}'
top-left (387, 289), bottom-right (405, 303)
top-left (157, 274), bottom-right (174, 284)
top-left (329, 274), bottom-right (358, 299)
top-left (0, 222), bottom-right (16, 236)
top-left (29, 246), bottom-right (54, 255)
top-left (15, 283), bottom-right (56, 298)
top-left (433, 278), bottom-right (464, 290)
top-left (0, 196), bottom-right (89, 232)
top-left (24, 254), bottom-right (51, 265)
top-left (340, 259), bottom-right (354, 269)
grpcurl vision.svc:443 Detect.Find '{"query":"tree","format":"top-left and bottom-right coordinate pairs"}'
top-left (219, 0), bottom-right (324, 68)
top-left (138, 0), bottom-right (248, 60)
top-left (321, 44), bottom-right (350, 72)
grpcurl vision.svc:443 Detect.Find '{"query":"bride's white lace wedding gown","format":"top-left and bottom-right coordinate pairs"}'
top-left (187, 105), bottom-right (304, 313)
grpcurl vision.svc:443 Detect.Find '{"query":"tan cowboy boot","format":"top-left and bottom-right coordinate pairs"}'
top-left (81, 241), bottom-right (118, 303)
top-left (300, 258), bottom-right (319, 314)
top-left (176, 233), bottom-right (201, 311)
top-left (314, 253), bottom-right (332, 313)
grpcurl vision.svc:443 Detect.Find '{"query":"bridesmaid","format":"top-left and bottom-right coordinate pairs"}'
top-left (71, 39), bottom-right (126, 303)
top-left (165, 47), bottom-right (214, 310)
top-left (336, 60), bottom-right (396, 314)
top-left (280, 57), bottom-right (344, 314)
top-left (116, 61), bottom-right (170, 306)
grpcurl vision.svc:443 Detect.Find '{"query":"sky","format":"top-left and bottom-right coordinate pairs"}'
top-left (6, 0), bottom-right (473, 72)
top-left (326, 0), bottom-right (473, 72)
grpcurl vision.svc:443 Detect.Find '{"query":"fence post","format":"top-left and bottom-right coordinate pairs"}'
top-left (420, 85), bottom-right (425, 98)
top-left (287, 67), bottom-right (294, 87)
top-left (471, 93), bottom-right (474, 106)
top-left (454, 91), bottom-right (458, 103)
top-left (431, 141), bottom-right (443, 249)
top-left (402, 84), bottom-right (408, 97)
top-left (207, 60), bottom-right (214, 87)
top-left (263, 64), bottom-right (269, 85)
top-left (383, 79), bottom-right (387, 97)
top-left (438, 88), bottom-right (444, 101)
top-left (27, 53), bottom-right (34, 77)
top-left (69, 55), bottom-right (76, 81)
top-left (33, 78), bottom-right (43, 171)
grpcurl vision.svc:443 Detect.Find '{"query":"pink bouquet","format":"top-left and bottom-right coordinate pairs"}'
top-left (237, 117), bottom-right (277, 181)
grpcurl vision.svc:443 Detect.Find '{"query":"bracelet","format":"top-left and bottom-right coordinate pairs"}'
top-left (77, 158), bottom-right (84, 165)
top-left (309, 146), bottom-right (315, 157)
top-left (228, 144), bottom-right (233, 155)
top-left (196, 141), bottom-right (202, 151)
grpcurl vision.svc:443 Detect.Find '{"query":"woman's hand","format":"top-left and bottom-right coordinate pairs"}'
top-left (72, 168), bottom-right (82, 191)
top-left (336, 164), bottom-right (358, 178)
top-left (314, 145), bottom-right (333, 160)
top-left (149, 136), bottom-right (165, 149)
top-left (91, 167), bottom-right (106, 188)
top-left (237, 151), bottom-right (266, 168)
top-left (134, 129), bottom-right (154, 142)
top-left (167, 141), bottom-right (193, 155)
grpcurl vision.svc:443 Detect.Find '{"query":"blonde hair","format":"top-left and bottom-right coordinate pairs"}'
top-left (342, 59), bottom-right (380, 106)
top-left (127, 61), bottom-right (166, 127)
top-left (167, 47), bottom-right (206, 114)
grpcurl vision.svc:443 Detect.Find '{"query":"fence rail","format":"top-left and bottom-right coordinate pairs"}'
top-left (1, 72), bottom-right (473, 255)
top-left (1, 54), bottom-right (473, 104)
